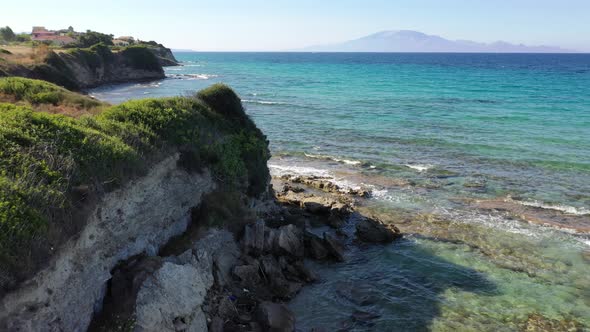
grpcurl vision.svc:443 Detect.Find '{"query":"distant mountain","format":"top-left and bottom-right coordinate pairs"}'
top-left (303, 30), bottom-right (573, 53)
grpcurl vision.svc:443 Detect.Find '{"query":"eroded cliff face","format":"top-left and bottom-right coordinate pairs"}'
top-left (0, 154), bottom-right (215, 331)
top-left (1, 44), bottom-right (177, 90)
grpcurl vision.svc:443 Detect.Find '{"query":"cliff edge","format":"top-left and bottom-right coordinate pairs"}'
top-left (0, 43), bottom-right (179, 90)
top-left (0, 77), bottom-right (270, 331)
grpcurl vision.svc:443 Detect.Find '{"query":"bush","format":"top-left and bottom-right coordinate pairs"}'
top-left (119, 46), bottom-right (161, 71)
top-left (0, 78), bottom-right (270, 291)
top-left (77, 30), bottom-right (114, 48)
top-left (0, 77), bottom-right (102, 110)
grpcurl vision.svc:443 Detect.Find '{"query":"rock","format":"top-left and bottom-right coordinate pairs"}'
top-left (301, 196), bottom-right (334, 214)
top-left (305, 232), bottom-right (329, 260)
top-left (233, 264), bottom-right (262, 288)
top-left (261, 255), bottom-right (285, 282)
top-left (260, 255), bottom-right (302, 299)
top-left (209, 316), bottom-right (224, 332)
top-left (282, 184), bottom-right (305, 194)
top-left (327, 202), bottom-right (351, 228)
top-left (291, 260), bottom-right (318, 283)
top-left (351, 309), bottom-right (381, 322)
top-left (521, 313), bottom-right (583, 332)
top-left (256, 302), bottom-right (295, 332)
top-left (134, 262), bottom-right (208, 332)
top-left (355, 216), bottom-right (402, 243)
top-left (323, 233), bottom-right (345, 262)
top-left (192, 230), bottom-right (240, 287)
top-left (0, 155), bottom-right (214, 332)
top-left (276, 224), bottom-right (304, 257)
top-left (218, 296), bottom-right (238, 320)
top-left (243, 220), bottom-right (266, 256)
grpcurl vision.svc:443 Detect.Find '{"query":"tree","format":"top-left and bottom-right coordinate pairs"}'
top-left (67, 26), bottom-right (74, 33)
top-left (0, 26), bottom-right (16, 42)
top-left (77, 30), bottom-right (114, 48)
top-left (15, 33), bottom-right (31, 43)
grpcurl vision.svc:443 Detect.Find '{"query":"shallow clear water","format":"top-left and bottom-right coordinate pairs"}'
top-left (90, 52), bottom-right (590, 331)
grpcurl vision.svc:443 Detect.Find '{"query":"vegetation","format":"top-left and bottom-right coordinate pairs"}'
top-left (119, 45), bottom-right (161, 71)
top-left (0, 26), bottom-right (16, 43)
top-left (0, 77), bottom-right (102, 108)
top-left (0, 78), bottom-right (269, 292)
top-left (76, 30), bottom-right (114, 48)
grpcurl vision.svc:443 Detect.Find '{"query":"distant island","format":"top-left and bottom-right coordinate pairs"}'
top-left (303, 30), bottom-right (574, 53)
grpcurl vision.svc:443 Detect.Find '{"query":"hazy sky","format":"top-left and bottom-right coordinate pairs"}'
top-left (2, 0), bottom-right (589, 51)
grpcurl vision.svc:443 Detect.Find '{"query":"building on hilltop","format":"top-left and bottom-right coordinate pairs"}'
top-left (117, 36), bottom-right (135, 43)
top-left (113, 39), bottom-right (130, 47)
top-left (32, 26), bottom-right (55, 39)
top-left (31, 27), bottom-right (75, 45)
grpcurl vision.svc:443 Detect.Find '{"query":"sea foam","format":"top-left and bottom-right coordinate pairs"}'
top-left (515, 200), bottom-right (590, 216)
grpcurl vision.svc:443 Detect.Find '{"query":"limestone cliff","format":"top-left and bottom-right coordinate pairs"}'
top-left (1, 44), bottom-right (179, 90)
top-left (0, 78), bottom-right (271, 331)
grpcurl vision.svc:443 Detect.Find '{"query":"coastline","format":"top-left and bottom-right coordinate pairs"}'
top-left (2, 50), bottom-right (589, 331)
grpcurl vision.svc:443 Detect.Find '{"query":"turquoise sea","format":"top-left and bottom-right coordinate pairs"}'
top-left (91, 53), bottom-right (590, 331)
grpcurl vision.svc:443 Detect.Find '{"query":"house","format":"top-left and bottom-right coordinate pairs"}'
top-left (31, 26), bottom-right (76, 45)
top-left (117, 36), bottom-right (135, 43)
top-left (32, 26), bottom-right (55, 39)
top-left (113, 39), bottom-right (130, 47)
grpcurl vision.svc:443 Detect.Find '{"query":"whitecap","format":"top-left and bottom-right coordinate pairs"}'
top-left (303, 153), bottom-right (363, 166)
top-left (269, 164), bottom-right (331, 178)
top-left (167, 74), bottom-right (218, 80)
top-left (269, 163), bottom-right (362, 191)
top-left (514, 199), bottom-right (590, 216)
top-left (241, 99), bottom-right (287, 105)
top-left (405, 164), bottom-right (432, 172)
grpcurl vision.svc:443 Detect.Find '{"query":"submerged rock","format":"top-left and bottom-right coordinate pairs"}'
top-left (256, 302), bottom-right (295, 332)
top-left (356, 216), bottom-right (402, 243)
top-left (521, 313), bottom-right (583, 332)
top-left (305, 232), bottom-right (330, 260)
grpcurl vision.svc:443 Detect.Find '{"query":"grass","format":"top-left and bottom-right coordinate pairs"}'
top-left (0, 78), bottom-right (270, 292)
top-left (0, 77), bottom-right (105, 116)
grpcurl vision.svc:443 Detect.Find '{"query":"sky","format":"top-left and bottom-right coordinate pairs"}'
top-left (2, 0), bottom-right (589, 51)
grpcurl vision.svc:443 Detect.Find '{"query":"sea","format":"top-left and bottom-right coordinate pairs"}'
top-left (90, 52), bottom-right (590, 331)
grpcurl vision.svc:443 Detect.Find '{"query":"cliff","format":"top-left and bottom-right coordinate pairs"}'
top-left (0, 44), bottom-right (179, 90)
top-left (0, 77), bottom-right (270, 330)
top-left (0, 77), bottom-right (403, 332)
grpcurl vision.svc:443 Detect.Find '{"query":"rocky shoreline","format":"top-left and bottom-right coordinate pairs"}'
top-left (85, 175), bottom-right (403, 332)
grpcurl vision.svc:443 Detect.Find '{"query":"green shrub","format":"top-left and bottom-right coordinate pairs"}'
top-left (197, 84), bottom-right (247, 120)
top-left (0, 49), bottom-right (11, 55)
top-left (0, 78), bottom-right (270, 290)
top-left (0, 77), bottom-right (103, 110)
top-left (119, 46), bottom-right (161, 71)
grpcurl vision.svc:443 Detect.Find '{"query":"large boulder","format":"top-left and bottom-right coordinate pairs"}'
top-left (256, 302), bottom-right (295, 332)
top-left (305, 232), bottom-right (330, 260)
top-left (355, 217), bottom-right (402, 243)
top-left (323, 233), bottom-right (345, 262)
top-left (300, 196), bottom-right (334, 214)
top-left (187, 230), bottom-right (240, 287)
top-left (260, 255), bottom-right (302, 299)
top-left (276, 224), bottom-right (304, 258)
top-left (233, 263), bottom-right (262, 288)
top-left (243, 220), bottom-right (266, 255)
top-left (134, 262), bottom-right (208, 332)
